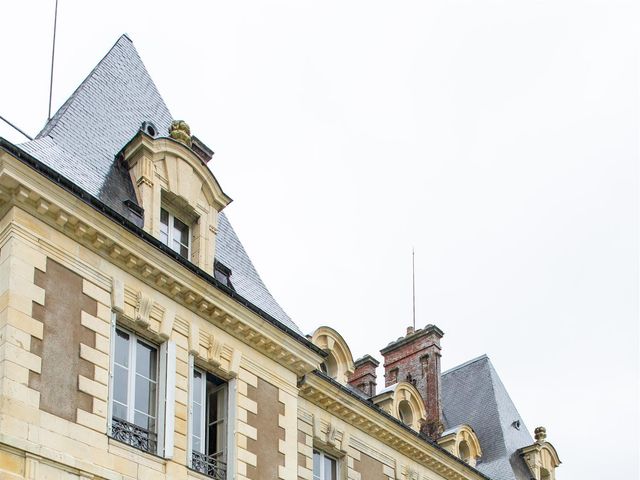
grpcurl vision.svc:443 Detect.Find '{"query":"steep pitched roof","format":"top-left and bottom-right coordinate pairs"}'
top-left (19, 35), bottom-right (300, 334)
top-left (441, 355), bottom-right (534, 480)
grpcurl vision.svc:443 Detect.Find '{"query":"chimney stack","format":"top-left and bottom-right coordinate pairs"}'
top-left (380, 324), bottom-right (444, 439)
top-left (348, 355), bottom-right (379, 397)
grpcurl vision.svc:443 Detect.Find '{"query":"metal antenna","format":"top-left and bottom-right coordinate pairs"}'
top-left (48, 0), bottom-right (60, 120)
top-left (0, 115), bottom-right (33, 140)
top-left (412, 247), bottom-right (416, 330)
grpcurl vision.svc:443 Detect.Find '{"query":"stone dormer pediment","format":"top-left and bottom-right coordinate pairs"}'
top-left (121, 123), bottom-right (232, 273)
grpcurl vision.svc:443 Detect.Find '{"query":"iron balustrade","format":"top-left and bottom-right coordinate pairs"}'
top-left (192, 451), bottom-right (227, 479)
top-left (111, 417), bottom-right (157, 454)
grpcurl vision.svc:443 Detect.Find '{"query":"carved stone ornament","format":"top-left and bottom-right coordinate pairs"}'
top-left (534, 426), bottom-right (547, 443)
top-left (169, 120), bottom-right (192, 147)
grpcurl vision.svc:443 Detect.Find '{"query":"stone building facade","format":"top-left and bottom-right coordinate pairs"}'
top-left (0, 35), bottom-right (560, 480)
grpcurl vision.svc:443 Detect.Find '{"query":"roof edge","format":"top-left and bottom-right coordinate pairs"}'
top-left (0, 137), bottom-right (326, 358)
top-left (442, 354), bottom-right (489, 376)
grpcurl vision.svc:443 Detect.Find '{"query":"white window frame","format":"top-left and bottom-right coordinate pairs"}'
top-left (188, 356), bottom-right (233, 477)
top-left (107, 315), bottom-right (175, 458)
top-left (313, 449), bottom-right (339, 480)
top-left (160, 206), bottom-right (191, 258)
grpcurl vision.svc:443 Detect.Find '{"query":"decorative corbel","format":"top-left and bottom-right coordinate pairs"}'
top-left (135, 292), bottom-right (152, 328)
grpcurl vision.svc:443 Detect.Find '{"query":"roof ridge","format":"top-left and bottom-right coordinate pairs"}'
top-left (442, 353), bottom-right (489, 376)
top-left (36, 34), bottom-right (133, 139)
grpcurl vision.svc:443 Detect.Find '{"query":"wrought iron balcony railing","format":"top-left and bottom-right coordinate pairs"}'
top-left (111, 417), bottom-right (157, 454)
top-left (192, 451), bottom-right (227, 479)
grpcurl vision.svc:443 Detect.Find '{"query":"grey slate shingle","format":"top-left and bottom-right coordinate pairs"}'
top-left (19, 34), bottom-right (301, 335)
top-left (441, 355), bottom-right (534, 480)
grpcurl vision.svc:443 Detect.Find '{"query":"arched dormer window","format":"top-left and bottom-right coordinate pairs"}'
top-left (371, 382), bottom-right (426, 432)
top-left (311, 326), bottom-right (355, 384)
top-left (122, 122), bottom-right (232, 273)
top-left (437, 425), bottom-right (482, 467)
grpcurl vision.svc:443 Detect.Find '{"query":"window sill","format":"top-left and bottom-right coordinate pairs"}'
top-left (108, 436), bottom-right (167, 471)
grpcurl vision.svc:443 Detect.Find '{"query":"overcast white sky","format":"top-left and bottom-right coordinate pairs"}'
top-left (1, 1), bottom-right (638, 478)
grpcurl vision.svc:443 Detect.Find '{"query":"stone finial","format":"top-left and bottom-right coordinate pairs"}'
top-left (534, 426), bottom-right (547, 443)
top-left (169, 120), bottom-right (192, 147)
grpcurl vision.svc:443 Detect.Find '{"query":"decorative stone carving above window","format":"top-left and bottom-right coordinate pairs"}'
top-left (311, 326), bottom-right (355, 384)
top-left (437, 424), bottom-right (482, 467)
top-left (519, 427), bottom-right (561, 480)
top-left (121, 122), bottom-right (232, 273)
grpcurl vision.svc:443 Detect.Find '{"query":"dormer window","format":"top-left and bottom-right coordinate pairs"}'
top-left (160, 207), bottom-right (190, 258)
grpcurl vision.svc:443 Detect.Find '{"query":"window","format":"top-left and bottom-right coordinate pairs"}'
top-left (108, 324), bottom-right (175, 457)
top-left (189, 366), bottom-right (228, 479)
top-left (313, 450), bottom-right (338, 480)
top-left (160, 207), bottom-right (190, 258)
top-left (398, 400), bottom-right (414, 426)
top-left (110, 328), bottom-right (159, 453)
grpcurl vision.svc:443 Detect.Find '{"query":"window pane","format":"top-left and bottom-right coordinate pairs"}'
top-left (193, 370), bottom-right (203, 402)
top-left (136, 341), bottom-right (157, 380)
top-left (174, 217), bottom-right (189, 243)
top-left (192, 402), bottom-right (202, 451)
top-left (134, 411), bottom-right (155, 432)
top-left (325, 456), bottom-right (336, 480)
top-left (313, 451), bottom-right (321, 479)
top-left (112, 401), bottom-right (127, 421)
top-left (115, 329), bottom-right (129, 367)
top-left (113, 364), bottom-right (128, 404)
top-left (135, 377), bottom-right (157, 417)
top-left (160, 208), bottom-right (169, 226)
top-left (179, 243), bottom-right (189, 258)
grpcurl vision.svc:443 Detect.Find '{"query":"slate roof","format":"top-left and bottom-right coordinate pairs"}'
top-left (19, 34), bottom-right (301, 335)
top-left (441, 355), bottom-right (534, 480)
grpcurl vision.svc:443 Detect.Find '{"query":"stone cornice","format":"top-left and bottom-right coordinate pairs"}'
top-left (0, 146), bottom-right (324, 376)
top-left (298, 372), bottom-right (490, 480)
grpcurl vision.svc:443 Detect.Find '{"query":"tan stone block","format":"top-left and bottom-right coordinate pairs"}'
top-left (2, 307), bottom-right (43, 339)
top-left (81, 310), bottom-right (111, 338)
top-left (237, 407), bottom-right (247, 423)
top-left (238, 367), bottom-right (257, 388)
top-left (0, 448), bottom-right (25, 478)
top-left (237, 420), bottom-right (257, 440)
top-left (95, 302), bottom-right (112, 322)
top-left (237, 379), bottom-right (247, 396)
top-left (1, 359), bottom-right (29, 384)
top-left (238, 393), bottom-right (257, 414)
top-left (80, 343), bottom-right (109, 370)
top-left (93, 365), bottom-right (108, 386)
top-left (78, 374), bottom-right (108, 399)
top-left (298, 465), bottom-right (313, 480)
top-left (237, 446), bottom-right (257, 466)
top-left (0, 413), bottom-right (28, 440)
top-left (82, 279), bottom-right (110, 306)
top-left (2, 396), bottom-right (39, 425)
top-left (174, 417), bottom-right (187, 437)
top-left (94, 332), bottom-right (110, 354)
top-left (175, 400), bottom-right (187, 421)
top-left (39, 410), bottom-right (75, 439)
top-left (2, 343), bottom-right (40, 373)
top-left (76, 408), bottom-right (106, 433)
top-left (93, 397), bottom-right (108, 417)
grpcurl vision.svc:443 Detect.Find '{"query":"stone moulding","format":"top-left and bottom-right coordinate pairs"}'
top-left (298, 372), bottom-right (490, 480)
top-left (0, 151), bottom-right (323, 376)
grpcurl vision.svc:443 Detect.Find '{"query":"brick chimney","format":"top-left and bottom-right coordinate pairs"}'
top-left (380, 324), bottom-right (444, 439)
top-left (348, 355), bottom-right (380, 397)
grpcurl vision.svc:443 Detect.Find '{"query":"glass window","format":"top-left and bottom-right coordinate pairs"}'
top-left (160, 207), bottom-right (190, 259)
top-left (110, 328), bottom-right (159, 454)
top-left (313, 450), bottom-right (337, 480)
top-left (190, 367), bottom-right (228, 479)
